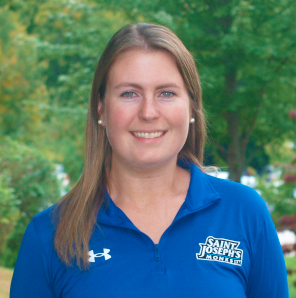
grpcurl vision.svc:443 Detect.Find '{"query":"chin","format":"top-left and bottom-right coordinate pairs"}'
top-left (129, 155), bottom-right (177, 170)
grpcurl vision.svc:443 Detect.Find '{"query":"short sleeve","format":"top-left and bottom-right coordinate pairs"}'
top-left (246, 205), bottom-right (289, 297)
top-left (10, 219), bottom-right (55, 298)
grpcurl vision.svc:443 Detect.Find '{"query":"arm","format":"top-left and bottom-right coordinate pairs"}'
top-left (246, 205), bottom-right (289, 297)
top-left (10, 219), bottom-right (56, 298)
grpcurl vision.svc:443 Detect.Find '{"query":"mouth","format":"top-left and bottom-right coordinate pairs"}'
top-left (131, 131), bottom-right (166, 139)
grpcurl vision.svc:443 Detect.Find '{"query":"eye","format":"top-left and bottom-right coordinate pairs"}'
top-left (161, 91), bottom-right (175, 97)
top-left (122, 91), bottom-right (135, 98)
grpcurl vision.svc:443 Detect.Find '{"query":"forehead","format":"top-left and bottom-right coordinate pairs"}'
top-left (106, 49), bottom-right (185, 87)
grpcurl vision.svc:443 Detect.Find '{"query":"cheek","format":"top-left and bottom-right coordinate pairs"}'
top-left (104, 105), bottom-right (133, 141)
top-left (105, 103), bottom-right (123, 125)
top-left (172, 108), bottom-right (191, 147)
top-left (170, 106), bottom-right (190, 130)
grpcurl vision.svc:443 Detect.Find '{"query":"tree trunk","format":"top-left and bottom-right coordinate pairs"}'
top-left (225, 111), bottom-right (245, 182)
top-left (224, 64), bottom-right (245, 182)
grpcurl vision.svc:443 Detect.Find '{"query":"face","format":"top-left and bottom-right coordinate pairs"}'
top-left (100, 49), bottom-right (191, 171)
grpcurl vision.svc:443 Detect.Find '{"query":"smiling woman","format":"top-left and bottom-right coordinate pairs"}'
top-left (10, 23), bottom-right (288, 298)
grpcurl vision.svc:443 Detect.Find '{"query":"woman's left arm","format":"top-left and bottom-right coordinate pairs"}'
top-left (246, 205), bottom-right (289, 297)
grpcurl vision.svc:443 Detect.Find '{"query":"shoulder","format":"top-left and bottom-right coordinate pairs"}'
top-left (202, 173), bottom-right (279, 255)
top-left (206, 173), bottom-right (264, 204)
top-left (206, 173), bottom-right (262, 200)
top-left (32, 203), bottom-right (56, 229)
top-left (26, 204), bottom-right (57, 252)
top-left (186, 163), bottom-right (269, 219)
top-left (204, 173), bottom-right (269, 217)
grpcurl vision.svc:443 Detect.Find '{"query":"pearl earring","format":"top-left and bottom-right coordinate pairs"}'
top-left (190, 118), bottom-right (195, 123)
top-left (98, 120), bottom-right (102, 125)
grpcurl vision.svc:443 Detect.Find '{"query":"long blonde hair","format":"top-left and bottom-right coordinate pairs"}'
top-left (54, 23), bottom-right (207, 269)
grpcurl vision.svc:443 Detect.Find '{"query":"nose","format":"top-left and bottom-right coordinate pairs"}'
top-left (139, 95), bottom-right (159, 122)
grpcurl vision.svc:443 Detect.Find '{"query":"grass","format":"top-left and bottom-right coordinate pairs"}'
top-left (285, 256), bottom-right (296, 269)
top-left (285, 257), bottom-right (296, 298)
top-left (0, 267), bottom-right (13, 298)
top-left (1, 259), bottom-right (296, 297)
top-left (288, 275), bottom-right (296, 298)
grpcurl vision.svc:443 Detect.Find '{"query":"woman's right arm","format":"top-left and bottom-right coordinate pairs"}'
top-left (10, 220), bottom-right (56, 298)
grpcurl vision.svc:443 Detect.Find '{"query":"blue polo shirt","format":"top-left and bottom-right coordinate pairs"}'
top-left (10, 163), bottom-right (288, 297)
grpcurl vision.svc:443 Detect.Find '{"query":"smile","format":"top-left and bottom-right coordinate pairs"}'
top-left (132, 132), bottom-right (165, 139)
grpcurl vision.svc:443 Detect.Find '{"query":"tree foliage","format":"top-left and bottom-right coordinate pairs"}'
top-left (0, 5), bottom-right (48, 140)
top-left (0, 137), bottom-right (60, 267)
top-left (0, 172), bottom-right (19, 258)
top-left (99, 0), bottom-right (296, 181)
top-left (3, 0), bottom-right (295, 182)
top-left (19, 0), bottom-right (129, 181)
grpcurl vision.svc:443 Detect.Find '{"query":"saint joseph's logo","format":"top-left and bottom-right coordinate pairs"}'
top-left (88, 249), bottom-right (111, 262)
top-left (196, 236), bottom-right (243, 266)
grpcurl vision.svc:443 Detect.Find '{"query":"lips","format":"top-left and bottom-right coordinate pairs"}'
top-left (131, 131), bottom-right (165, 139)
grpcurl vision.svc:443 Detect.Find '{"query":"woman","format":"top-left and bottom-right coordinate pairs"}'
top-left (10, 23), bottom-right (288, 297)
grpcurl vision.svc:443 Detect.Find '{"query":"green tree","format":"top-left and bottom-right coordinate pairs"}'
top-left (0, 172), bottom-right (19, 258)
top-left (255, 109), bottom-right (296, 223)
top-left (3, 0), bottom-right (296, 183)
top-left (99, 0), bottom-right (296, 181)
top-left (0, 5), bottom-right (49, 140)
top-left (0, 137), bottom-right (60, 267)
top-left (9, 0), bottom-right (130, 182)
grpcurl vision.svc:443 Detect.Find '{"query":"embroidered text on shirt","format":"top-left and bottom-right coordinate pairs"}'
top-left (196, 236), bottom-right (243, 266)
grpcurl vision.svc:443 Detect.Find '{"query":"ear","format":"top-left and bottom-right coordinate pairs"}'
top-left (98, 101), bottom-right (105, 125)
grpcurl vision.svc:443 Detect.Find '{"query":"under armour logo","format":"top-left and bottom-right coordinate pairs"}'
top-left (88, 249), bottom-right (111, 262)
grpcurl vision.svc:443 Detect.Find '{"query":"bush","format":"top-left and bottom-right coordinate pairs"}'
top-left (0, 137), bottom-right (60, 267)
top-left (255, 172), bottom-right (296, 225)
top-left (0, 172), bottom-right (19, 257)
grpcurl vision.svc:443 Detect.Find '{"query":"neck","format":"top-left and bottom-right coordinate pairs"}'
top-left (108, 157), bottom-right (189, 209)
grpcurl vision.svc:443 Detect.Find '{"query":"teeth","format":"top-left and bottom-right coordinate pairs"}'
top-left (133, 132), bottom-right (164, 139)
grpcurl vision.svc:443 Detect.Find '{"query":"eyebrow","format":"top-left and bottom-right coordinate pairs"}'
top-left (114, 82), bottom-right (181, 90)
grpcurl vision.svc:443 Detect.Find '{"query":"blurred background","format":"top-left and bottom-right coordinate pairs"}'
top-left (0, 0), bottom-right (296, 296)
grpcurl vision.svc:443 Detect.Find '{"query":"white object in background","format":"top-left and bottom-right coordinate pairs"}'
top-left (207, 171), bottom-right (229, 180)
top-left (207, 171), bottom-right (257, 188)
top-left (240, 175), bottom-right (257, 188)
top-left (277, 230), bottom-right (296, 245)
